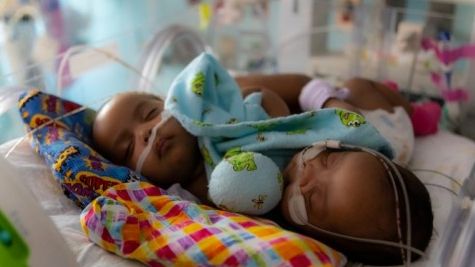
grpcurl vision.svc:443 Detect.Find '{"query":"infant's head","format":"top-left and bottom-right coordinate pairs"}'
top-left (281, 145), bottom-right (433, 265)
top-left (92, 92), bottom-right (201, 186)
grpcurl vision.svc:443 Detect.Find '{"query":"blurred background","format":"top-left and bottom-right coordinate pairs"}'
top-left (1, 0), bottom-right (475, 142)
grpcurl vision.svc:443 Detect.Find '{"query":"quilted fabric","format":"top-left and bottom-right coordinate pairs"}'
top-left (18, 89), bottom-right (142, 208)
top-left (81, 181), bottom-right (347, 267)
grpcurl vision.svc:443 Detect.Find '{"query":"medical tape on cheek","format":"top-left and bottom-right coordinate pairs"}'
top-left (288, 145), bottom-right (326, 225)
top-left (288, 186), bottom-right (308, 225)
top-left (134, 110), bottom-right (172, 175)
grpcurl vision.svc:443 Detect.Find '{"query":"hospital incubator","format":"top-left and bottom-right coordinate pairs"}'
top-left (1, 0), bottom-right (475, 266)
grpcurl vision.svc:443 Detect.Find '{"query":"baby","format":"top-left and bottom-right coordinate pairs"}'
top-left (238, 75), bottom-right (432, 265)
top-left (92, 75), bottom-right (432, 265)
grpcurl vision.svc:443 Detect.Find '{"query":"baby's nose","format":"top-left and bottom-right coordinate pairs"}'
top-left (143, 128), bottom-right (152, 144)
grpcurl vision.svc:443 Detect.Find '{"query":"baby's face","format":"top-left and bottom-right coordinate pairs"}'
top-left (281, 148), bottom-right (396, 241)
top-left (93, 93), bottom-right (201, 186)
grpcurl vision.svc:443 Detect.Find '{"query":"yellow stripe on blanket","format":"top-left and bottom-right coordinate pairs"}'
top-left (80, 181), bottom-right (347, 266)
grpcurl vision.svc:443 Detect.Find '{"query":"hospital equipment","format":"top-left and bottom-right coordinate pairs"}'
top-left (1, 1), bottom-right (475, 266)
top-left (0, 156), bottom-right (77, 267)
top-left (136, 24), bottom-right (210, 95)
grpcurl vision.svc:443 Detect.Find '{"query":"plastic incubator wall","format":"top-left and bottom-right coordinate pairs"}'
top-left (1, 0), bottom-right (475, 140)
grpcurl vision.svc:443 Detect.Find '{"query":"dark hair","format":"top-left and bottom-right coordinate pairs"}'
top-left (94, 91), bottom-right (162, 114)
top-left (343, 164), bottom-right (433, 265)
top-left (395, 164), bottom-right (433, 263)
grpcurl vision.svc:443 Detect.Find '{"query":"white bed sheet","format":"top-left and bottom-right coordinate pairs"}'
top-left (406, 131), bottom-right (475, 267)
top-left (0, 138), bottom-right (142, 267)
top-left (1, 130), bottom-right (475, 267)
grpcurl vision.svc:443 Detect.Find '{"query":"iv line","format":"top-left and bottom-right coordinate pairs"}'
top-left (412, 168), bottom-right (462, 187)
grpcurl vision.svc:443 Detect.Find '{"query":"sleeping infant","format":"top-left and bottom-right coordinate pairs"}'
top-left (92, 54), bottom-right (432, 265)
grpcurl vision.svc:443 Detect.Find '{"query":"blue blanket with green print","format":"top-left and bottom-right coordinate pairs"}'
top-left (164, 52), bottom-right (393, 178)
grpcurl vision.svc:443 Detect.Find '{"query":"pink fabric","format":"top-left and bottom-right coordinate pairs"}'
top-left (421, 37), bottom-right (473, 103)
top-left (410, 101), bottom-right (441, 136)
top-left (431, 73), bottom-right (469, 102)
top-left (421, 38), bottom-right (475, 65)
top-left (299, 79), bottom-right (349, 111)
top-left (80, 181), bottom-right (347, 266)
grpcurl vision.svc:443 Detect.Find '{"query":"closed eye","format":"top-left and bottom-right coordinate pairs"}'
top-left (145, 107), bottom-right (160, 121)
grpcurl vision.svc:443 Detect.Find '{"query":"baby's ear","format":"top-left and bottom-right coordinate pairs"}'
top-left (208, 152), bottom-right (283, 215)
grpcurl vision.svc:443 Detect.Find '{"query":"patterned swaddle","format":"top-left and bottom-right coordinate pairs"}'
top-left (164, 52), bottom-right (394, 214)
top-left (81, 181), bottom-right (347, 266)
top-left (165, 53), bottom-right (394, 175)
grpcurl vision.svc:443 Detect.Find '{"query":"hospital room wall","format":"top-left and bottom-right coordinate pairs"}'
top-left (465, 15), bottom-right (475, 110)
top-left (2, 0), bottom-right (189, 142)
top-left (326, 0), bottom-right (475, 51)
top-left (59, 0), bottom-right (281, 84)
top-left (54, 0), bottom-right (200, 105)
top-left (59, 0), bottom-right (197, 44)
top-left (456, 4), bottom-right (475, 117)
top-left (53, 0), bottom-right (284, 104)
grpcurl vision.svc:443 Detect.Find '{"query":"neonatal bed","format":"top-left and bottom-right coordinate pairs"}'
top-left (1, 89), bottom-right (475, 267)
top-left (1, 3), bottom-right (475, 267)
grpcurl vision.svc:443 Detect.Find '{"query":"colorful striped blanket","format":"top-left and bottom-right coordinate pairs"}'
top-left (80, 181), bottom-right (346, 266)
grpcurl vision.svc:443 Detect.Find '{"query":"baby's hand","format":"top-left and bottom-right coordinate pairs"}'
top-left (242, 87), bottom-right (290, 118)
top-left (299, 79), bottom-right (349, 111)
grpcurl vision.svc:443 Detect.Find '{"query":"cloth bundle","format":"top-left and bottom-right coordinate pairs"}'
top-left (81, 181), bottom-right (347, 266)
top-left (164, 53), bottom-right (393, 214)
